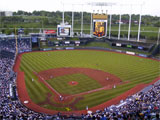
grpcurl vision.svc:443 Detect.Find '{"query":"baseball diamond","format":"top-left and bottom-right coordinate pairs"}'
top-left (1, 2), bottom-right (160, 119)
top-left (13, 49), bottom-right (159, 114)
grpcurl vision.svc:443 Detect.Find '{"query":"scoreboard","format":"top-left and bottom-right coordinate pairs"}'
top-left (93, 14), bottom-right (108, 37)
top-left (57, 25), bottom-right (71, 37)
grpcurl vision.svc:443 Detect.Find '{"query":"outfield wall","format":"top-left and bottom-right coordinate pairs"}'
top-left (40, 46), bottom-right (149, 58)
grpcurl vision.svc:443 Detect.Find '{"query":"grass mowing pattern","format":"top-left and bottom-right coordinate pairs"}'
top-left (20, 50), bottom-right (159, 110)
top-left (46, 73), bottom-right (102, 95)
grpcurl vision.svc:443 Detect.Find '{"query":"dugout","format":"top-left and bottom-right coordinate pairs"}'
top-left (9, 83), bottom-right (17, 100)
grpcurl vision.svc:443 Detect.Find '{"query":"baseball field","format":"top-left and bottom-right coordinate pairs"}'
top-left (15, 50), bottom-right (159, 114)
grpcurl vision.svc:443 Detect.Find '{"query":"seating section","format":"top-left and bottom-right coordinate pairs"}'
top-left (0, 38), bottom-right (159, 119)
top-left (83, 81), bottom-right (160, 119)
top-left (17, 38), bottom-right (32, 53)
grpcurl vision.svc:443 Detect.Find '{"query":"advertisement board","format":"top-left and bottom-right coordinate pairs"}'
top-left (138, 46), bottom-right (143, 50)
top-left (44, 30), bottom-right (56, 34)
top-left (66, 47), bottom-right (74, 50)
top-left (115, 50), bottom-right (122, 53)
top-left (75, 41), bottom-right (80, 44)
top-left (116, 43), bottom-right (121, 47)
top-left (126, 51), bottom-right (135, 55)
top-left (127, 45), bottom-right (132, 48)
top-left (65, 41), bottom-right (70, 44)
top-left (139, 54), bottom-right (147, 57)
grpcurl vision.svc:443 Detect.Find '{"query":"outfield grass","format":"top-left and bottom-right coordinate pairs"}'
top-left (20, 50), bottom-right (159, 110)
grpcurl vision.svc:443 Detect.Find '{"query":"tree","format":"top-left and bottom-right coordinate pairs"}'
top-left (43, 18), bottom-right (49, 25)
top-left (154, 21), bottom-right (160, 27)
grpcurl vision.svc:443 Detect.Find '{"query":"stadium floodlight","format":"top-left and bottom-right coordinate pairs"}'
top-left (97, 10), bottom-right (99, 14)
top-left (101, 10), bottom-right (103, 14)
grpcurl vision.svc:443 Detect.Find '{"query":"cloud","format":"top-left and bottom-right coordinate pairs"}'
top-left (0, 0), bottom-right (160, 16)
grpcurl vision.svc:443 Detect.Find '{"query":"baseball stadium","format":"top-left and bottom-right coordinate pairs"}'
top-left (0, 1), bottom-right (160, 119)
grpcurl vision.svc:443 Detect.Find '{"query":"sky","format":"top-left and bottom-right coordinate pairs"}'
top-left (0, 0), bottom-right (160, 16)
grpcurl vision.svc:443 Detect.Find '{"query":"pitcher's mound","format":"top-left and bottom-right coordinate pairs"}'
top-left (68, 81), bottom-right (78, 86)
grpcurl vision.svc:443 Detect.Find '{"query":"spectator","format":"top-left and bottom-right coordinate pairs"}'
top-left (0, 37), bottom-right (160, 120)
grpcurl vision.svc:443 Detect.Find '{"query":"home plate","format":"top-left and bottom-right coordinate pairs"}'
top-left (24, 100), bottom-right (29, 104)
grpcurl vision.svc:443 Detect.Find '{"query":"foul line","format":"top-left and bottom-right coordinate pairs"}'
top-left (34, 71), bottom-right (62, 97)
top-left (65, 85), bottom-right (112, 99)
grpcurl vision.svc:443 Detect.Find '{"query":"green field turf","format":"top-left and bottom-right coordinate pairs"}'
top-left (46, 73), bottom-right (102, 95)
top-left (20, 50), bottom-right (159, 111)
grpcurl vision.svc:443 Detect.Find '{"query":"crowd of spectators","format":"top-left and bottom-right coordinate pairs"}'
top-left (17, 37), bottom-right (32, 53)
top-left (0, 38), bottom-right (16, 52)
top-left (0, 37), bottom-right (160, 120)
top-left (83, 81), bottom-right (160, 120)
top-left (0, 38), bottom-right (48, 119)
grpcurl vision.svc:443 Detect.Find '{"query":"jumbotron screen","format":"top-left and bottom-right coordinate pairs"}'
top-left (58, 27), bottom-right (71, 37)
